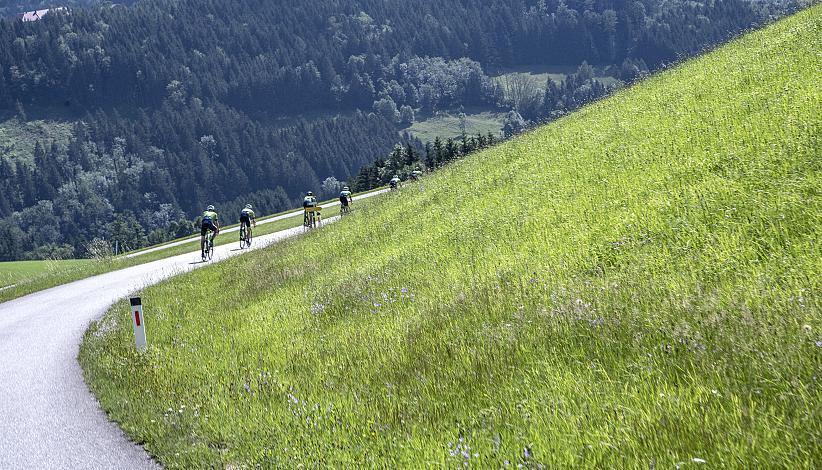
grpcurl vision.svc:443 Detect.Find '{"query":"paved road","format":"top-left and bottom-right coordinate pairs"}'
top-left (126, 189), bottom-right (387, 259)
top-left (0, 205), bottom-right (358, 468)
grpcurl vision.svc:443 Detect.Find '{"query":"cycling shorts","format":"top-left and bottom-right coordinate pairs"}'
top-left (201, 221), bottom-right (218, 236)
top-left (240, 214), bottom-right (252, 227)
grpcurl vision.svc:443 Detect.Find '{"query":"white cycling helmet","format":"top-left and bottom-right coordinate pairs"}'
top-left (245, 204), bottom-right (253, 209)
top-left (207, 205), bottom-right (215, 211)
top-left (343, 186), bottom-right (349, 191)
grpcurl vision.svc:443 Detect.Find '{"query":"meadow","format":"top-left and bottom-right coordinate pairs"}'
top-left (81, 6), bottom-right (820, 468)
top-left (402, 109), bottom-right (506, 142)
top-left (0, 259), bottom-right (89, 288)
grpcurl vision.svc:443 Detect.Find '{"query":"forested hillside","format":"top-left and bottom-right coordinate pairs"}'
top-left (0, 0), bottom-right (804, 260)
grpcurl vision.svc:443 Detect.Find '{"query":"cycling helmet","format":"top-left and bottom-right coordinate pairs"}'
top-left (343, 186), bottom-right (349, 191)
top-left (245, 204), bottom-right (253, 209)
top-left (393, 175), bottom-right (399, 179)
top-left (307, 191), bottom-right (314, 196)
top-left (207, 205), bottom-right (215, 211)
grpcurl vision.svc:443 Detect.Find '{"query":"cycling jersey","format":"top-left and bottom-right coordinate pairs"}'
top-left (390, 178), bottom-right (400, 186)
top-left (303, 196), bottom-right (317, 208)
top-left (339, 190), bottom-right (352, 205)
top-left (202, 210), bottom-right (219, 225)
top-left (240, 208), bottom-right (255, 219)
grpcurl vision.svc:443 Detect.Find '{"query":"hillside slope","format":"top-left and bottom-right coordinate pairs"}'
top-left (81, 6), bottom-right (821, 468)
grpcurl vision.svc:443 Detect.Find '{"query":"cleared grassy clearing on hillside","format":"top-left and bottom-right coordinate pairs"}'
top-left (0, 115), bottom-right (74, 164)
top-left (403, 109), bottom-right (505, 142)
top-left (82, 7), bottom-right (821, 469)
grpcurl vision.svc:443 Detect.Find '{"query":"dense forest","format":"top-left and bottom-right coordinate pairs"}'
top-left (0, 0), bottom-right (806, 260)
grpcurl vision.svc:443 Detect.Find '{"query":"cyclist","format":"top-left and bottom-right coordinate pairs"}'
top-left (240, 203), bottom-right (256, 242)
top-left (389, 174), bottom-right (401, 190)
top-left (410, 167), bottom-right (423, 181)
top-left (340, 186), bottom-right (352, 211)
top-left (201, 205), bottom-right (220, 252)
top-left (303, 191), bottom-right (318, 226)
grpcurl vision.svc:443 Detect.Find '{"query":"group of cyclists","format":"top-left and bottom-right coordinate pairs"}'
top-left (199, 168), bottom-right (423, 256)
top-left (199, 203), bottom-right (256, 255)
top-left (200, 167), bottom-right (422, 255)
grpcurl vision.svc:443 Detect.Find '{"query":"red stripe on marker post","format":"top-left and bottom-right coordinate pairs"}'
top-left (130, 297), bottom-right (147, 350)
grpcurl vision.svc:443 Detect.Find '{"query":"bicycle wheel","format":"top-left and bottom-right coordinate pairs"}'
top-left (247, 228), bottom-right (253, 247)
top-left (239, 227), bottom-right (246, 249)
top-left (208, 239), bottom-right (214, 261)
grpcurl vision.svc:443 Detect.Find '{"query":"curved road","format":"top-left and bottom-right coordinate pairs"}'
top-left (0, 192), bottom-right (384, 468)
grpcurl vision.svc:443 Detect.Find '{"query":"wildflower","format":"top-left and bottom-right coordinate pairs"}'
top-left (802, 324), bottom-right (812, 333)
top-left (310, 303), bottom-right (326, 314)
top-left (815, 341), bottom-right (822, 348)
top-left (401, 287), bottom-right (409, 294)
top-left (692, 457), bottom-right (706, 464)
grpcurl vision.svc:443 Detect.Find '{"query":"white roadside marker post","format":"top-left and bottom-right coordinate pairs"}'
top-left (130, 297), bottom-right (147, 350)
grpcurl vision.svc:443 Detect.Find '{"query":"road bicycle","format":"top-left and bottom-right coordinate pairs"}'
top-left (239, 224), bottom-right (252, 249)
top-left (201, 231), bottom-right (215, 261)
top-left (340, 203), bottom-right (351, 216)
top-left (304, 206), bottom-right (322, 229)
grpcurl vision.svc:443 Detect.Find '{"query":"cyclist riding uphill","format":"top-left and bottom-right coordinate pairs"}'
top-left (389, 175), bottom-right (401, 190)
top-left (339, 186), bottom-right (352, 207)
top-left (411, 167), bottom-right (423, 181)
top-left (201, 205), bottom-right (220, 251)
top-left (240, 203), bottom-right (256, 235)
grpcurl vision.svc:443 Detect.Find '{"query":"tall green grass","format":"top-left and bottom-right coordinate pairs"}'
top-left (81, 7), bottom-right (821, 468)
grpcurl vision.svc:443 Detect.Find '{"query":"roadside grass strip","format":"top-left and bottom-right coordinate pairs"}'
top-left (82, 8), bottom-right (820, 469)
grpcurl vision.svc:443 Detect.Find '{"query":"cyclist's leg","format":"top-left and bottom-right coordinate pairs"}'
top-left (200, 225), bottom-right (207, 252)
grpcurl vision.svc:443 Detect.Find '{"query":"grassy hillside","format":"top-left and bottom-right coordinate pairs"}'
top-left (81, 6), bottom-right (821, 469)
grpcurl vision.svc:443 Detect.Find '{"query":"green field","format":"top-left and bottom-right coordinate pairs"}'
top-left (81, 7), bottom-right (820, 469)
top-left (0, 259), bottom-right (90, 288)
top-left (403, 110), bottom-right (505, 142)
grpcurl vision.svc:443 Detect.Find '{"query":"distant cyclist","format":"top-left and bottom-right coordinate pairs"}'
top-left (201, 205), bottom-right (220, 252)
top-left (303, 191), bottom-right (317, 208)
top-left (240, 203), bottom-right (256, 240)
top-left (389, 174), bottom-right (401, 190)
top-left (303, 191), bottom-right (318, 226)
top-left (410, 167), bottom-right (423, 181)
top-left (340, 186), bottom-right (352, 207)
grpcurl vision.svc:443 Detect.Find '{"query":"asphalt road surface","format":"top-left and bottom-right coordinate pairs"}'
top-left (0, 199), bottom-right (367, 468)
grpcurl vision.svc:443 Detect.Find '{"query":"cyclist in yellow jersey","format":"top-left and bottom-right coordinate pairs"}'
top-left (201, 205), bottom-right (220, 252)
